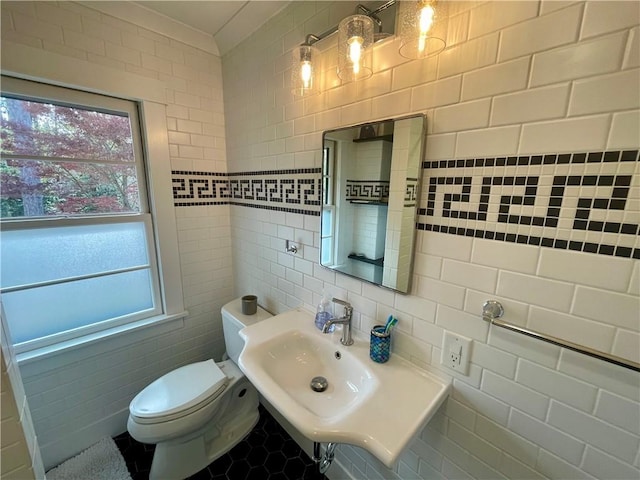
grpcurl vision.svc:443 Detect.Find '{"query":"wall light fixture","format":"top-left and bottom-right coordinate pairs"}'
top-left (291, 1), bottom-right (395, 97)
top-left (337, 14), bottom-right (375, 82)
top-left (398, 0), bottom-right (446, 59)
top-left (290, 0), bottom-right (446, 97)
top-left (291, 40), bottom-right (321, 97)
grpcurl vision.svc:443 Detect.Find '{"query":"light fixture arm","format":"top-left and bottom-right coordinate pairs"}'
top-left (357, 4), bottom-right (383, 30)
top-left (304, 34), bottom-right (321, 45)
top-left (368, 0), bottom-right (397, 16)
top-left (304, 28), bottom-right (335, 46)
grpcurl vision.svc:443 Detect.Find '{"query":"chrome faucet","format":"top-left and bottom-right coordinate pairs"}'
top-left (321, 298), bottom-right (354, 346)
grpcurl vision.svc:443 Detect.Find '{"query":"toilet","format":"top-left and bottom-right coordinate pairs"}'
top-left (127, 298), bottom-right (272, 480)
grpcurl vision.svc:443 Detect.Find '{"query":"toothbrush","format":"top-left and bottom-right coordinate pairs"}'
top-left (384, 315), bottom-right (398, 335)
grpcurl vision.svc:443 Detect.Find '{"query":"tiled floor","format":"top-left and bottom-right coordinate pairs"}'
top-left (114, 405), bottom-right (327, 480)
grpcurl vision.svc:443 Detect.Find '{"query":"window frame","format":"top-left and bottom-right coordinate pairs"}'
top-left (0, 56), bottom-right (186, 362)
top-left (1, 77), bottom-right (166, 353)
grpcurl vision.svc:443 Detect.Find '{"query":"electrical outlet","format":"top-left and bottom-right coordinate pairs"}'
top-left (441, 332), bottom-right (472, 375)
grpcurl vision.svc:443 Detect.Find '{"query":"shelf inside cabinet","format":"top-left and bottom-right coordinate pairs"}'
top-left (353, 134), bottom-right (393, 143)
top-left (348, 254), bottom-right (384, 266)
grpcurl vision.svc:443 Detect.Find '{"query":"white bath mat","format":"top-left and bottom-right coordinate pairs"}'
top-left (46, 437), bottom-right (131, 480)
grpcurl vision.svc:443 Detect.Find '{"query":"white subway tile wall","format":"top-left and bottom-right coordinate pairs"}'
top-left (0, 1), bottom-right (638, 479)
top-left (222, 2), bottom-right (639, 480)
top-left (1, 1), bottom-right (233, 469)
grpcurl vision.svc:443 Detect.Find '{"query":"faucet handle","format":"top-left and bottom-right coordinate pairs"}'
top-left (330, 298), bottom-right (354, 346)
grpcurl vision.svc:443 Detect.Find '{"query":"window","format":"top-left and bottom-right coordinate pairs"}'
top-left (0, 77), bottom-right (163, 353)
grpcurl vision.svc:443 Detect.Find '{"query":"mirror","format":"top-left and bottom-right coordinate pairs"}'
top-left (320, 114), bottom-right (426, 293)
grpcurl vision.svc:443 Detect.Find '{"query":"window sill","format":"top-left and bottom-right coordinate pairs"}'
top-left (16, 311), bottom-right (188, 368)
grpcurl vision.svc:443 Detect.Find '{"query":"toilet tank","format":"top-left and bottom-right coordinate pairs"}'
top-left (222, 298), bottom-right (272, 364)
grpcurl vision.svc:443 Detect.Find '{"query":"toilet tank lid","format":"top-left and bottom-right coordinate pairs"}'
top-left (130, 360), bottom-right (228, 419)
top-left (221, 298), bottom-right (272, 327)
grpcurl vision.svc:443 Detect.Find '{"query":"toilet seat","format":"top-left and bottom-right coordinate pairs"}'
top-left (130, 360), bottom-right (229, 424)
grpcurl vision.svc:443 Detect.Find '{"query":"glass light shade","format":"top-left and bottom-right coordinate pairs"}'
top-left (292, 44), bottom-right (321, 97)
top-left (398, 0), bottom-right (446, 59)
top-left (337, 14), bottom-right (374, 82)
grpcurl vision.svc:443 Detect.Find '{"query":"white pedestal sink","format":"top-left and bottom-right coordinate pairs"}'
top-left (238, 307), bottom-right (451, 468)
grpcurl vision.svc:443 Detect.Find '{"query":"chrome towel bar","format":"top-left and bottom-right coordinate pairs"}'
top-left (482, 300), bottom-right (640, 373)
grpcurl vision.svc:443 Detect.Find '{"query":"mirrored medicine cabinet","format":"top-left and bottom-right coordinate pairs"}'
top-left (320, 114), bottom-right (426, 293)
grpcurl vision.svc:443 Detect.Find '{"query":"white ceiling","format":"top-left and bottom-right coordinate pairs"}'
top-left (132, 1), bottom-right (291, 56)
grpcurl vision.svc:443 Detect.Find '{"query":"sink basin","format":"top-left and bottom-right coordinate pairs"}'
top-left (257, 329), bottom-right (378, 420)
top-left (238, 307), bottom-right (451, 467)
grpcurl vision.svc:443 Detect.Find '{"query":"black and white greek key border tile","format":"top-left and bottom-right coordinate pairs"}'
top-left (422, 149), bottom-right (639, 169)
top-left (345, 180), bottom-right (390, 203)
top-left (172, 169), bottom-right (321, 215)
top-left (172, 171), bottom-right (229, 206)
top-left (171, 150), bottom-right (639, 259)
top-left (418, 150), bottom-right (640, 259)
top-left (406, 178), bottom-right (419, 207)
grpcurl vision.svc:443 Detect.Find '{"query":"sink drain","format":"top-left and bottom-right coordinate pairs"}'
top-left (310, 376), bottom-right (329, 392)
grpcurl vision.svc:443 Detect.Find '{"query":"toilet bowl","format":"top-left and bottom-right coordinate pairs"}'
top-left (127, 298), bottom-right (272, 480)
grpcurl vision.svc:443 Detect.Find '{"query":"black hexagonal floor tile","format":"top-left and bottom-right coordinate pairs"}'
top-left (282, 457), bottom-right (309, 479)
top-left (246, 465), bottom-right (270, 480)
top-left (265, 451), bottom-right (287, 473)
top-left (114, 405), bottom-right (328, 480)
top-left (226, 459), bottom-right (251, 479)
